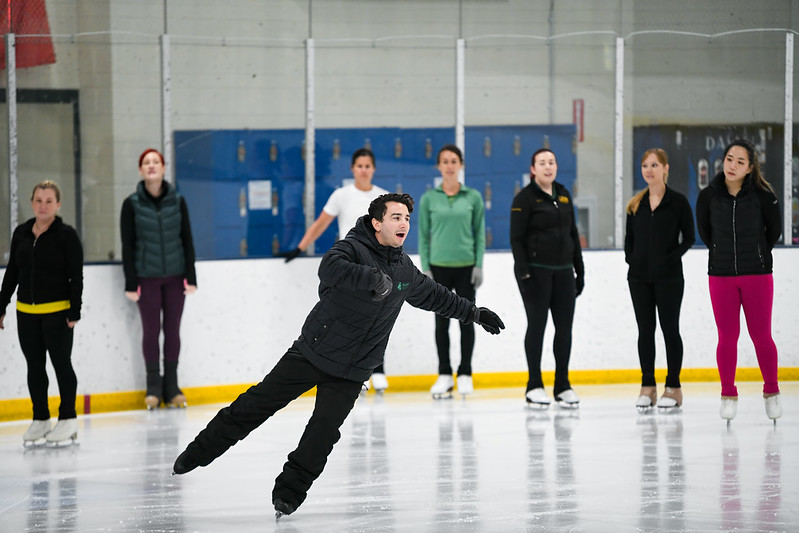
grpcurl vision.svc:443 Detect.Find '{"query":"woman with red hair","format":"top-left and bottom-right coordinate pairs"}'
top-left (121, 148), bottom-right (197, 410)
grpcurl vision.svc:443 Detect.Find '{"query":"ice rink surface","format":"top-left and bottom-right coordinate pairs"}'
top-left (1, 381), bottom-right (796, 532)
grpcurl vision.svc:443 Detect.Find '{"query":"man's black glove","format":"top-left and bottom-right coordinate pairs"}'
top-left (575, 273), bottom-right (584, 297)
top-left (276, 248), bottom-right (302, 263)
top-left (471, 306), bottom-right (505, 335)
top-left (371, 273), bottom-right (393, 301)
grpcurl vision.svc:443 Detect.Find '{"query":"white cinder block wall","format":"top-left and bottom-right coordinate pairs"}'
top-left (1, 249), bottom-right (796, 400)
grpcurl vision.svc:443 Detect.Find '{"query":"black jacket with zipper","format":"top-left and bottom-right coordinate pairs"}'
top-left (0, 216), bottom-right (84, 321)
top-left (625, 186), bottom-right (695, 283)
top-left (695, 171), bottom-right (781, 276)
top-left (293, 214), bottom-right (476, 382)
top-left (509, 180), bottom-right (584, 280)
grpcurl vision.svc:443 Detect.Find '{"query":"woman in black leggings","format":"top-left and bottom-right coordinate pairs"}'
top-left (510, 148), bottom-right (584, 409)
top-left (0, 181), bottom-right (83, 445)
top-left (625, 148), bottom-right (694, 410)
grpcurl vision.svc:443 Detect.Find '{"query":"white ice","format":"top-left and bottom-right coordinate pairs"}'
top-left (1, 381), bottom-right (797, 532)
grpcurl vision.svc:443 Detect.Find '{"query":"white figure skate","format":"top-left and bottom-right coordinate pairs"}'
top-left (555, 389), bottom-right (580, 409)
top-left (430, 374), bottom-right (454, 400)
top-left (657, 387), bottom-right (682, 412)
top-left (23, 419), bottom-right (52, 447)
top-left (635, 386), bottom-right (657, 413)
top-left (764, 394), bottom-right (782, 425)
top-left (456, 375), bottom-right (473, 397)
top-left (371, 373), bottom-right (389, 394)
top-left (720, 396), bottom-right (737, 427)
top-left (45, 418), bottom-right (78, 446)
top-left (525, 388), bottom-right (551, 410)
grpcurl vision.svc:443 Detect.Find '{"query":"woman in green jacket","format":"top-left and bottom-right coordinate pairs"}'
top-left (418, 144), bottom-right (486, 398)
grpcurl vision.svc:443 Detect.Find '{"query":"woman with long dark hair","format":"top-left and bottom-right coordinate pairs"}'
top-left (695, 139), bottom-right (782, 423)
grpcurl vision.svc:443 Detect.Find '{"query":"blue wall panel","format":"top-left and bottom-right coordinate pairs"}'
top-left (175, 125), bottom-right (577, 260)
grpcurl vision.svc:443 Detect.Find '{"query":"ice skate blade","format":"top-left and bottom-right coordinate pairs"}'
top-left (556, 401), bottom-right (579, 410)
top-left (432, 392), bottom-right (453, 400)
top-left (275, 511), bottom-right (284, 521)
top-left (657, 405), bottom-right (682, 414)
top-left (23, 439), bottom-right (47, 448)
top-left (45, 435), bottom-right (77, 447)
top-left (525, 400), bottom-right (550, 410)
top-left (636, 405), bottom-right (654, 414)
top-left (166, 402), bottom-right (187, 409)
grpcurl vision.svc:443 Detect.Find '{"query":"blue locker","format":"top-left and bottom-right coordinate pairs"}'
top-left (175, 125), bottom-right (578, 259)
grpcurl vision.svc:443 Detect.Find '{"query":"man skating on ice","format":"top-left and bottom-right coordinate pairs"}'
top-left (172, 193), bottom-right (505, 518)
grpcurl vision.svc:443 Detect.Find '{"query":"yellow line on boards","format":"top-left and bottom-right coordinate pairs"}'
top-left (1, 367), bottom-right (796, 422)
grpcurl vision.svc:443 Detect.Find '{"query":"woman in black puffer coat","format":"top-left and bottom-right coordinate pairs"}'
top-left (695, 139), bottom-right (782, 423)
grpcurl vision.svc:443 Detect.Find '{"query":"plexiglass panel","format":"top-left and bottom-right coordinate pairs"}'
top-left (0, 0), bottom-right (795, 264)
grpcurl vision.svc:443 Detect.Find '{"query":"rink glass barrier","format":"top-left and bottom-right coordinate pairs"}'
top-left (1, 0), bottom-right (798, 264)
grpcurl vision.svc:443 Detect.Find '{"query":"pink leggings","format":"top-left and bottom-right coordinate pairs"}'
top-left (708, 274), bottom-right (779, 397)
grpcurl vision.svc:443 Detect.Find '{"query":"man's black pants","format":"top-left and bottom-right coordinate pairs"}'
top-left (184, 350), bottom-right (363, 509)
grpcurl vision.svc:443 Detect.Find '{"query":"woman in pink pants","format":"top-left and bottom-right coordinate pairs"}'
top-left (695, 139), bottom-right (782, 422)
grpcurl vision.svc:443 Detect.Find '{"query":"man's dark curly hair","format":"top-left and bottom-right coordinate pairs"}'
top-left (368, 193), bottom-right (415, 222)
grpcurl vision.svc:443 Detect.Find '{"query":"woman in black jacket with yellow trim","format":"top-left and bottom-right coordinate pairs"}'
top-left (510, 148), bottom-right (584, 409)
top-left (625, 148), bottom-right (694, 411)
top-left (0, 181), bottom-right (83, 446)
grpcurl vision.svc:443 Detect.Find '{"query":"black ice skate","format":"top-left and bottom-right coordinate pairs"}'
top-left (172, 449), bottom-right (199, 475)
top-left (274, 498), bottom-right (296, 520)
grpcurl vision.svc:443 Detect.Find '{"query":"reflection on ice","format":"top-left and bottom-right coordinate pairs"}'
top-left (0, 383), bottom-right (797, 532)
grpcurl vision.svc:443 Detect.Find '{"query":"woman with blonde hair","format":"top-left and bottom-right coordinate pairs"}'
top-left (625, 148), bottom-right (694, 411)
top-left (0, 181), bottom-right (84, 445)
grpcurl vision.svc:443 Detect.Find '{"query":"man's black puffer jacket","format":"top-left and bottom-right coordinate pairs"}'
top-left (292, 215), bottom-right (476, 382)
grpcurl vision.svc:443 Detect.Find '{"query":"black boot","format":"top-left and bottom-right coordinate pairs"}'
top-left (172, 448), bottom-right (199, 475)
top-left (145, 362), bottom-right (162, 410)
top-left (273, 497), bottom-right (297, 518)
top-left (163, 361), bottom-right (186, 408)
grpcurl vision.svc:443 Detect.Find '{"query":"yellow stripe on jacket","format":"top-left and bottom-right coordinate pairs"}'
top-left (16, 300), bottom-right (71, 314)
